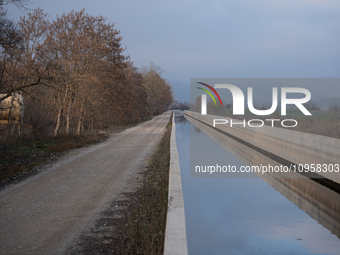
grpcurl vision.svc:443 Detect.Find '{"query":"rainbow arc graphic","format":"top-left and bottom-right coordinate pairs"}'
top-left (196, 82), bottom-right (222, 106)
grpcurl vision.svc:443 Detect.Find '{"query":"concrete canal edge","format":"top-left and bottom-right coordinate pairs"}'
top-left (164, 111), bottom-right (188, 255)
top-left (185, 111), bottom-right (340, 188)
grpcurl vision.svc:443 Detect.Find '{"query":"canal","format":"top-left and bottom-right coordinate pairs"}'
top-left (174, 112), bottom-right (340, 255)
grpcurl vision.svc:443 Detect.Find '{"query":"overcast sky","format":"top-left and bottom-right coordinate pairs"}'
top-left (5, 0), bottom-right (340, 101)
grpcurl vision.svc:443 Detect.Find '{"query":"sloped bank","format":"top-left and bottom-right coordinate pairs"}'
top-left (185, 111), bottom-right (340, 189)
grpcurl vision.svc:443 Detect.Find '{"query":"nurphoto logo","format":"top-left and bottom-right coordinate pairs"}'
top-left (196, 81), bottom-right (312, 128)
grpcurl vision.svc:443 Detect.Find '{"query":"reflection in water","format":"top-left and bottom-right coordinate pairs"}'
top-left (194, 126), bottom-right (201, 134)
top-left (263, 173), bottom-right (340, 239)
top-left (187, 112), bottom-right (340, 239)
top-left (175, 111), bottom-right (340, 255)
top-left (174, 110), bottom-right (188, 124)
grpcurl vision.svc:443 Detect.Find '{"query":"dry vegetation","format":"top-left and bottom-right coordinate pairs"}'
top-left (0, 132), bottom-right (106, 188)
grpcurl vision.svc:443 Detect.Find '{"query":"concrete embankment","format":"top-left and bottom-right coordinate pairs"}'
top-left (187, 114), bottom-right (340, 239)
top-left (185, 111), bottom-right (340, 185)
top-left (164, 111), bottom-right (188, 255)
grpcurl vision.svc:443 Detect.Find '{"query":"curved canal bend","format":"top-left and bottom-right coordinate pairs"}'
top-left (174, 111), bottom-right (340, 255)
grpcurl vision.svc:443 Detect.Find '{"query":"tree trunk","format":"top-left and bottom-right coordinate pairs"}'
top-left (54, 89), bottom-right (69, 136)
top-left (7, 97), bottom-right (14, 136)
top-left (77, 118), bottom-right (81, 135)
top-left (66, 114), bottom-right (70, 134)
top-left (66, 99), bottom-right (72, 134)
top-left (77, 99), bottom-right (85, 135)
top-left (54, 107), bottom-right (62, 137)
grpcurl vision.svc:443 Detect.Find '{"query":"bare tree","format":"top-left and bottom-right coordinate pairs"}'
top-left (141, 62), bottom-right (173, 115)
top-left (42, 10), bottom-right (125, 135)
top-left (1, 8), bottom-right (171, 138)
top-left (1, 9), bottom-right (54, 104)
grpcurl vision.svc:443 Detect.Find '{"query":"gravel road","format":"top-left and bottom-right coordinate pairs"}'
top-left (0, 111), bottom-right (171, 255)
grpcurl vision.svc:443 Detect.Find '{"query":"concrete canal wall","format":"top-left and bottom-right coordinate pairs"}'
top-left (164, 112), bottom-right (188, 255)
top-left (185, 111), bottom-right (340, 184)
top-left (187, 114), bottom-right (340, 240)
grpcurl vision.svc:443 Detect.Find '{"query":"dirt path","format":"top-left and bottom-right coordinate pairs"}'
top-left (0, 111), bottom-right (171, 255)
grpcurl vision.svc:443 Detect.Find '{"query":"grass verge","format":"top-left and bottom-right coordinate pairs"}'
top-left (0, 133), bottom-right (107, 189)
top-left (112, 119), bottom-right (172, 255)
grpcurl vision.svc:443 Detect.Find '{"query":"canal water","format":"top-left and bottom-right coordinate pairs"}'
top-left (174, 112), bottom-right (340, 255)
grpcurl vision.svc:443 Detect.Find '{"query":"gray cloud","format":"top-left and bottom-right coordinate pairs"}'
top-left (6, 0), bottom-right (340, 101)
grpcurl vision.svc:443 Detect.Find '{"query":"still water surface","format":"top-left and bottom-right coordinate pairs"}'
top-left (175, 113), bottom-right (340, 255)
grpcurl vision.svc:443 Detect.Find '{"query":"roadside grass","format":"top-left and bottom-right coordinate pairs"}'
top-left (0, 133), bottom-right (107, 188)
top-left (112, 119), bottom-right (172, 255)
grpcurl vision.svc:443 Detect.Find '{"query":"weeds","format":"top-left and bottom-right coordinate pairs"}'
top-left (0, 133), bottom-right (107, 188)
